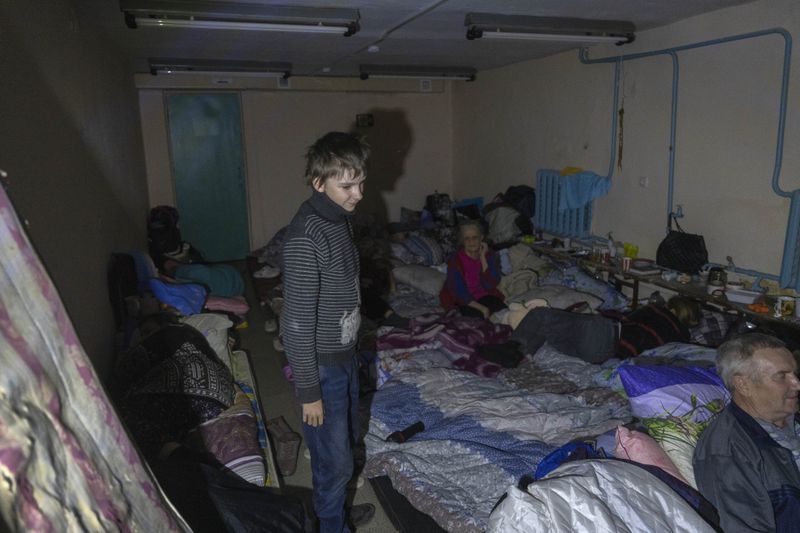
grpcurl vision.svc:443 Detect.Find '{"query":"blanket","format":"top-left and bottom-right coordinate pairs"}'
top-left (0, 185), bottom-right (181, 530)
top-left (375, 311), bottom-right (512, 384)
top-left (364, 367), bottom-right (630, 532)
top-left (489, 460), bottom-right (716, 532)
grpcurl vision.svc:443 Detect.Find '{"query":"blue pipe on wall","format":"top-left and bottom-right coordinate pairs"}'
top-left (667, 51), bottom-right (679, 229)
top-left (578, 27), bottom-right (794, 287)
top-left (603, 60), bottom-right (622, 180)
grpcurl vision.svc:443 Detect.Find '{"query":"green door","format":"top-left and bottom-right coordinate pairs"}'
top-left (166, 92), bottom-right (249, 261)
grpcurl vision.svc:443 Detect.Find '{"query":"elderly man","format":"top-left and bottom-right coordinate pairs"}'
top-left (694, 333), bottom-right (800, 532)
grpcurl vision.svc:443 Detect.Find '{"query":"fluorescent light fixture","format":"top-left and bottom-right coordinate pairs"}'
top-left (149, 58), bottom-right (292, 78)
top-left (465, 13), bottom-right (635, 45)
top-left (134, 18), bottom-right (348, 34)
top-left (120, 1), bottom-right (360, 36)
top-left (360, 65), bottom-right (476, 82)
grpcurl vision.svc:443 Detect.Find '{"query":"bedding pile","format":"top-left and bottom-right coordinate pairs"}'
top-left (364, 351), bottom-right (632, 531)
top-left (365, 317), bottom-right (727, 532)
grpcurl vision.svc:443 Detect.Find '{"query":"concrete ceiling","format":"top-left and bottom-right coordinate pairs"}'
top-left (77, 0), bottom-right (756, 78)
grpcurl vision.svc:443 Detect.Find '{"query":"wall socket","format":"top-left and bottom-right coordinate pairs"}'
top-left (638, 176), bottom-right (649, 188)
top-left (419, 79), bottom-right (432, 92)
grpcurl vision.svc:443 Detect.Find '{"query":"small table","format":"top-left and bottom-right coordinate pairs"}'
top-left (530, 244), bottom-right (800, 335)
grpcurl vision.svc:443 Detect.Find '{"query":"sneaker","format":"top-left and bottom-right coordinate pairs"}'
top-left (270, 297), bottom-right (285, 316)
top-left (264, 318), bottom-right (277, 333)
top-left (273, 337), bottom-right (284, 352)
top-left (348, 503), bottom-right (375, 529)
top-left (253, 264), bottom-right (280, 279)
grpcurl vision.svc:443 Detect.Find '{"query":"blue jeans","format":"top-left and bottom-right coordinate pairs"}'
top-left (303, 358), bottom-right (360, 533)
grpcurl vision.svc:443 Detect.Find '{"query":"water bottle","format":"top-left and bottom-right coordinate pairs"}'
top-left (386, 421), bottom-right (425, 443)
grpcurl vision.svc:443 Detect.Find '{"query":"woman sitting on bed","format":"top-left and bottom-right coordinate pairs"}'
top-left (440, 220), bottom-right (507, 319)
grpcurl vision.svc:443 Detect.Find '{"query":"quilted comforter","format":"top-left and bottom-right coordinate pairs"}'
top-left (489, 460), bottom-right (716, 532)
top-left (364, 366), bottom-right (631, 532)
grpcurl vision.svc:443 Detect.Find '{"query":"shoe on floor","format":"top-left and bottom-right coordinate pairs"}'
top-left (264, 318), bottom-right (277, 333)
top-left (348, 503), bottom-right (375, 529)
top-left (270, 297), bottom-right (285, 316)
top-left (266, 416), bottom-right (301, 477)
top-left (303, 448), bottom-right (311, 460)
top-left (273, 337), bottom-right (284, 352)
top-left (254, 264), bottom-right (280, 279)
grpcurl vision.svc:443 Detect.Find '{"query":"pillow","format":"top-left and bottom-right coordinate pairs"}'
top-left (184, 389), bottom-right (266, 485)
top-left (390, 241), bottom-right (425, 265)
top-left (392, 264), bottom-right (446, 296)
top-left (181, 313), bottom-right (234, 369)
top-left (401, 235), bottom-right (444, 266)
top-left (614, 426), bottom-right (687, 484)
top-left (617, 365), bottom-right (729, 422)
top-left (638, 342), bottom-right (718, 364)
top-left (643, 419), bottom-right (701, 489)
top-left (540, 265), bottom-right (629, 311)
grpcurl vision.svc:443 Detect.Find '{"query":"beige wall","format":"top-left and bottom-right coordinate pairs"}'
top-left (0, 0), bottom-right (149, 381)
top-left (454, 0), bottom-right (800, 277)
top-left (138, 78), bottom-right (453, 248)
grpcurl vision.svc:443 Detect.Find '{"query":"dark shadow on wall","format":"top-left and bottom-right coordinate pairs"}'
top-left (350, 109), bottom-right (413, 225)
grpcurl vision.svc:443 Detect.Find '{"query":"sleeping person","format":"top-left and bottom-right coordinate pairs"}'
top-left (439, 220), bottom-right (507, 319)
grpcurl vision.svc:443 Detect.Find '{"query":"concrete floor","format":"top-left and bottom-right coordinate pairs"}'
top-left (238, 275), bottom-right (397, 533)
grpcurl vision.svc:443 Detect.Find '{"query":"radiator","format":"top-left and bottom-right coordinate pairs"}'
top-left (534, 169), bottom-right (593, 238)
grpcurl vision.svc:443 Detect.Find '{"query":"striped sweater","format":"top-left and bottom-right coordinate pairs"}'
top-left (280, 190), bottom-right (361, 403)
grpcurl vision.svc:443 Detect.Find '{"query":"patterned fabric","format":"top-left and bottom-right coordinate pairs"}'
top-left (690, 308), bottom-right (736, 347)
top-left (116, 323), bottom-right (235, 458)
top-left (130, 340), bottom-right (234, 405)
top-left (376, 310), bottom-right (512, 382)
top-left (0, 186), bottom-right (181, 530)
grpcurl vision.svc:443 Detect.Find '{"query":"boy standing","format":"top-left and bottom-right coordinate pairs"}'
top-left (280, 132), bottom-right (374, 532)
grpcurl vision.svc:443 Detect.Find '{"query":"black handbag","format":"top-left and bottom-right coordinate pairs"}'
top-left (656, 216), bottom-right (709, 274)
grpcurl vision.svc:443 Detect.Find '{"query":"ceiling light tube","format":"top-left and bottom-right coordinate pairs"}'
top-left (360, 65), bottom-right (476, 82)
top-left (133, 17), bottom-right (348, 34)
top-left (155, 70), bottom-right (289, 78)
top-left (465, 13), bottom-right (635, 46)
top-left (479, 31), bottom-right (628, 44)
top-left (120, 1), bottom-right (360, 36)
top-left (366, 74), bottom-right (475, 81)
top-left (149, 59), bottom-right (292, 78)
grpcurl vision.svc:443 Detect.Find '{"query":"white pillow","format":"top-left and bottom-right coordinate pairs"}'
top-left (181, 313), bottom-right (233, 369)
top-left (392, 265), bottom-right (446, 296)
